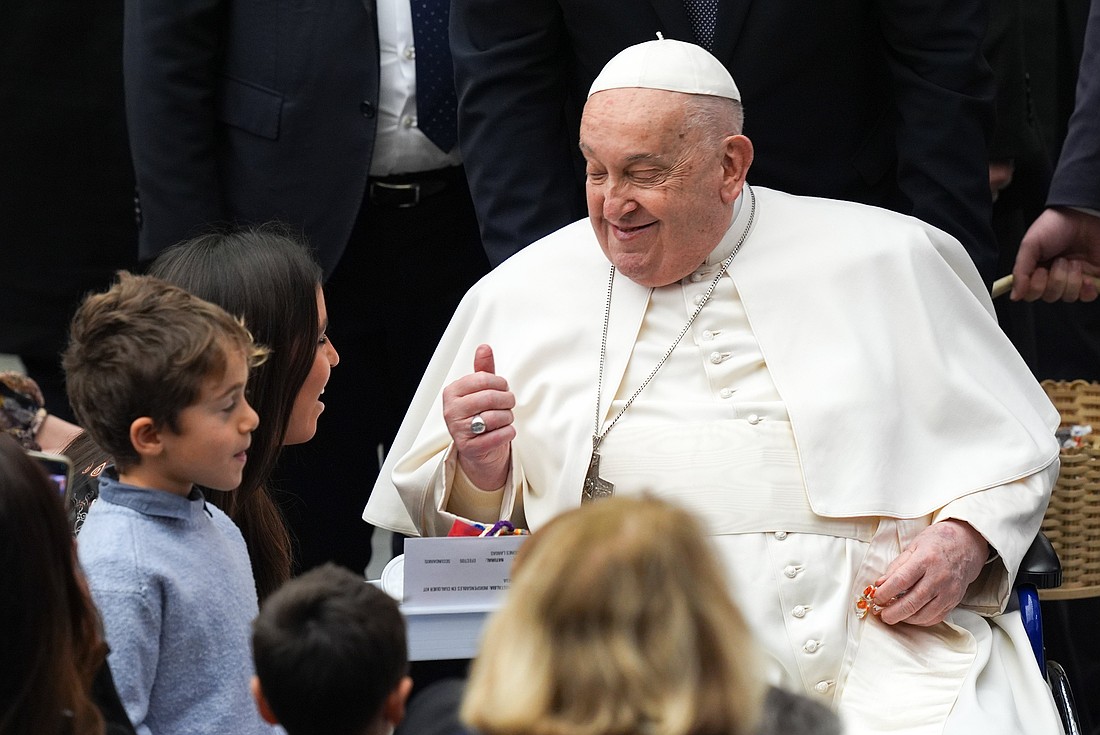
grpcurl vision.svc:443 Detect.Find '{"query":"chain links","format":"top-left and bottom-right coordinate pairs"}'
top-left (593, 185), bottom-right (757, 450)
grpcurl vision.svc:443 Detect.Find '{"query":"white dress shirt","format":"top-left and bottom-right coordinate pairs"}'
top-left (370, 0), bottom-right (462, 176)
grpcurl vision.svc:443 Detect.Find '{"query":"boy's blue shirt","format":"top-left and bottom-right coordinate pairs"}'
top-left (79, 469), bottom-right (274, 735)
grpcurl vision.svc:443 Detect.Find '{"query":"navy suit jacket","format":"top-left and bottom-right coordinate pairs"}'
top-left (453, 0), bottom-right (999, 282)
top-left (1048, 0), bottom-right (1100, 210)
top-left (124, 0), bottom-right (379, 276)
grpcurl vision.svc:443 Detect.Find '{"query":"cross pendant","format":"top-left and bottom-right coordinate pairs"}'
top-left (582, 450), bottom-right (614, 503)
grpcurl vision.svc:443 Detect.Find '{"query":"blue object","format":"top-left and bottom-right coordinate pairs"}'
top-left (1016, 583), bottom-right (1044, 672)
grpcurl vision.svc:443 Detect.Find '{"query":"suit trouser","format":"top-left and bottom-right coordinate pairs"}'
top-left (277, 164), bottom-right (489, 574)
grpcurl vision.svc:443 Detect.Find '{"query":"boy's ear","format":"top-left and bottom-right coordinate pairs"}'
top-left (383, 675), bottom-right (414, 726)
top-left (129, 416), bottom-right (164, 459)
top-left (250, 676), bottom-right (280, 726)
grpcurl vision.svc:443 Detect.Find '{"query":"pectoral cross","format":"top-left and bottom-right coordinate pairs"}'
top-left (582, 450), bottom-right (614, 503)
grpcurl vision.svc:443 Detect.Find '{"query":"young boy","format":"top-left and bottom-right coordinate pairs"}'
top-left (64, 272), bottom-right (273, 735)
top-left (251, 563), bottom-right (413, 735)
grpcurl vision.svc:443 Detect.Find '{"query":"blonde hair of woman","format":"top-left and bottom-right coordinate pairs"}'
top-left (462, 495), bottom-right (767, 735)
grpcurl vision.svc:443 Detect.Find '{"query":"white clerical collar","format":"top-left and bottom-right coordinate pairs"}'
top-left (703, 186), bottom-right (749, 267)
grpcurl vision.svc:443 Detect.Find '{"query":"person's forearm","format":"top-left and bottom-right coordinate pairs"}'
top-left (1046, 0), bottom-right (1100, 211)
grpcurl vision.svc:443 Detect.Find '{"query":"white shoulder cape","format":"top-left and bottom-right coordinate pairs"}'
top-left (365, 187), bottom-right (1059, 535)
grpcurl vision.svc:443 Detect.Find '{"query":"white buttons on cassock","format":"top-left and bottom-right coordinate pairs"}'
top-left (791, 605), bottom-right (808, 618)
top-left (702, 330), bottom-right (714, 341)
top-left (693, 294), bottom-right (705, 306)
top-left (803, 640), bottom-right (821, 653)
top-left (814, 681), bottom-right (833, 694)
top-left (404, 46), bottom-right (415, 59)
top-left (783, 565), bottom-right (802, 578)
top-left (691, 271), bottom-right (706, 283)
top-left (719, 387), bottom-right (733, 399)
top-left (774, 531), bottom-right (788, 540)
top-left (402, 115), bottom-right (415, 128)
top-left (747, 413), bottom-right (761, 425)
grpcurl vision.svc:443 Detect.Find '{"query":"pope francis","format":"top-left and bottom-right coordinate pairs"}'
top-left (365, 39), bottom-right (1064, 734)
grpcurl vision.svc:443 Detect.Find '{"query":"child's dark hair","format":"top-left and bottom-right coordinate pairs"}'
top-left (252, 564), bottom-right (408, 735)
top-left (62, 272), bottom-right (267, 471)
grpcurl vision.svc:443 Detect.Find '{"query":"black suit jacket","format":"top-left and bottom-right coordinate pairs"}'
top-left (1048, 0), bottom-right (1100, 210)
top-left (453, 0), bottom-right (999, 282)
top-left (124, 0), bottom-right (380, 276)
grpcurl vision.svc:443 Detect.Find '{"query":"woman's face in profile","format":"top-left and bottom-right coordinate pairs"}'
top-left (284, 287), bottom-right (340, 445)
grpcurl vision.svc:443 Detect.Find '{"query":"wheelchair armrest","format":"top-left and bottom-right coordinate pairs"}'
top-left (1015, 532), bottom-right (1062, 590)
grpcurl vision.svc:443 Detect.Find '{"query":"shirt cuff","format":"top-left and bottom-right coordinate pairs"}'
top-left (932, 511), bottom-right (1006, 614)
top-left (446, 461), bottom-right (509, 522)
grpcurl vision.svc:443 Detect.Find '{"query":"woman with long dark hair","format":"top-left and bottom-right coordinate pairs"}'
top-left (66, 226), bottom-right (339, 599)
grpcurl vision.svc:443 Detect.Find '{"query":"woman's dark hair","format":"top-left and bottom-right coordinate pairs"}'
top-left (0, 434), bottom-right (107, 735)
top-left (148, 226), bottom-right (324, 599)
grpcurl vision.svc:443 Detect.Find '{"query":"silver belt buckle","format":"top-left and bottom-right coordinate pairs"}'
top-left (373, 180), bottom-right (420, 208)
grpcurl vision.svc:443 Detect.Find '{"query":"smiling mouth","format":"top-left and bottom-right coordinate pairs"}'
top-left (612, 221), bottom-right (656, 236)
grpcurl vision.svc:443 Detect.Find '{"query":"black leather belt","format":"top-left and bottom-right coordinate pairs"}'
top-left (368, 168), bottom-right (457, 208)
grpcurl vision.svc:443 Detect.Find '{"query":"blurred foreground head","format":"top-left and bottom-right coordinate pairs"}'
top-left (463, 494), bottom-right (766, 735)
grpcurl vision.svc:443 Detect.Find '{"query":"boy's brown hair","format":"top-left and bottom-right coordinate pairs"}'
top-left (63, 272), bottom-right (268, 471)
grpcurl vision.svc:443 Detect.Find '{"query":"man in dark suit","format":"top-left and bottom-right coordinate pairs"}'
top-left (124, 0), bottom-right (489, 573)
top-left (452, 0), bottom-right (999, 284)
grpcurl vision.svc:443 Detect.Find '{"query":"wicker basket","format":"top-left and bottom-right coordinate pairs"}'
top-left (1038, 380), bottom-right (1100, 600)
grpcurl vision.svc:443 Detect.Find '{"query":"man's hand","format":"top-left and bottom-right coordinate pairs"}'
top-left (442, 344), bottom-right (516, 490)
top-left (872, 520), bottom-right (989, 626)
top-left (1011, 207), bottom-right (1100, 302)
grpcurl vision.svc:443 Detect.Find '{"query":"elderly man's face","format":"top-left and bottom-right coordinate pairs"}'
top-left (580, 88), bottom-right (748, 288)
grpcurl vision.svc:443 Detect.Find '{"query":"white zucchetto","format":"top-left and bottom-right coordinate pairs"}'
top-left (588, 37), bottom-right (741, 101)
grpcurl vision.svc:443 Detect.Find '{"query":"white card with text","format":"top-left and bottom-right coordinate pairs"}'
top-left (402, 536), bottom-right (527, 609)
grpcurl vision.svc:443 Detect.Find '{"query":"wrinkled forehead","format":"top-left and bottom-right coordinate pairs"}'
top-left (580, 88), bottom-right (693, 142)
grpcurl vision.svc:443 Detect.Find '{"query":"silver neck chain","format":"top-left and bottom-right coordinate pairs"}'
top-left (593, 185), bottom-right (757, 450)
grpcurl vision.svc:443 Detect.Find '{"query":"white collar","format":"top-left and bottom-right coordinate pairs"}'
top-left (703, 185), bottom-right (751, 267)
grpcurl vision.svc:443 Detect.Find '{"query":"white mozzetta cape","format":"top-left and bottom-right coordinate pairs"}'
top-left (364, 186), bottom-right (1059, 535)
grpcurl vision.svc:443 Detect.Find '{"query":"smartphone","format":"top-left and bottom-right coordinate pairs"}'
top-left (27, 450), bottom-right (74, 498)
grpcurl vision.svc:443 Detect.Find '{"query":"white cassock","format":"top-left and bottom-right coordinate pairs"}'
top-left (365, 186), bottom-right (1064, 734)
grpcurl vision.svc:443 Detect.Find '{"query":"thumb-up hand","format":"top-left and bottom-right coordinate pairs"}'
top-left (441, 344), bottom-right (516, 490)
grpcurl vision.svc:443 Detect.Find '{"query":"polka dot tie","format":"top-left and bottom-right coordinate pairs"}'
top-left (411, 0), bottom-right (458, 152)
top-left (682, 0), bottom-right (718, 50)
